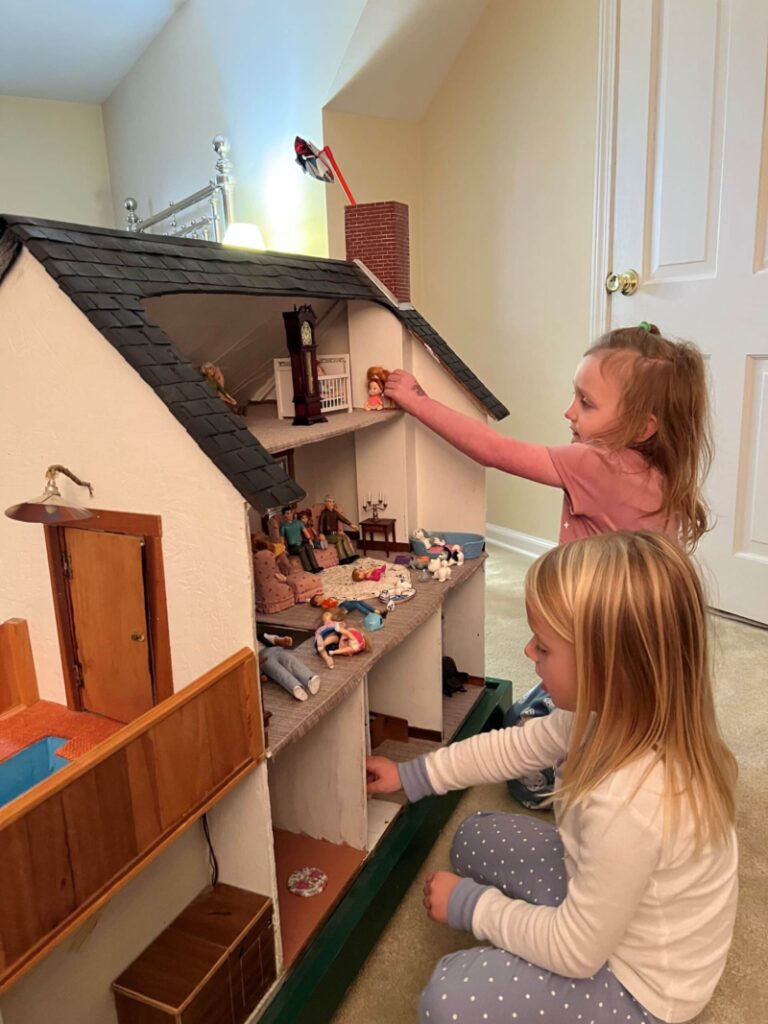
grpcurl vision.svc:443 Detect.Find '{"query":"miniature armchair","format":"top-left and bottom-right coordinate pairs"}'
top-left (275, 551), bottom-right (323, 603)
top-left (253, 549), bottom-right (295, 615)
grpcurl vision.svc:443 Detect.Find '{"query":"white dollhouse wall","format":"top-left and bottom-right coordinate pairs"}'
top-left (345, 300), bottom-right (487, 544)
top-left (0, 250), bottom-right (282, 1024)
top-left (292, 435), bottom-right (359, 520)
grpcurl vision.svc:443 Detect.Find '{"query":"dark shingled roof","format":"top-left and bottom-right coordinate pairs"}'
top-left (0, 215), bottom-right (508, 510)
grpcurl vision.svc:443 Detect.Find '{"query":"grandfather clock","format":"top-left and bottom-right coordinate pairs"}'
top-left (282, 304), bottom-right (327, 426)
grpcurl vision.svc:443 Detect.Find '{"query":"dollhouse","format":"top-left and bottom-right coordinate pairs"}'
top-left (0, 210), bottom-right (509, 1024)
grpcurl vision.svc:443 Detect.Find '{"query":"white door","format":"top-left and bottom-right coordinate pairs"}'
top-left (601, 0), bottom-right (768, 623)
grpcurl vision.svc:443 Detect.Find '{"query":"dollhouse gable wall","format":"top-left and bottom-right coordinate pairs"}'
top-left (0, 249), bottom-right (257, 702)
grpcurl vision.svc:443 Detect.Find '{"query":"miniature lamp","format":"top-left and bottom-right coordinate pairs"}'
top-left (5, 465), bottom-right (94, 524)
top-left (223, 222), bottom-right (266, 250)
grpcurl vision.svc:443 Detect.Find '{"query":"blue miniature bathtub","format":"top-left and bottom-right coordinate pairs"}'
top-left (410, 531), bottom-right (486, 560)
top-left (0, 736), bottom-right (69, 808)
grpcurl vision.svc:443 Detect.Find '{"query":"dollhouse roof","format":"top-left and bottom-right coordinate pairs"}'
top-left (0, 215), bottom-right (509, 512)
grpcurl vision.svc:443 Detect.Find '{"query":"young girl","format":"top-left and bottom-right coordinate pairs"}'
top-left (385, 323), bottom-right (712, 548)
top-left (387, 323), bottom-right (713, 804)
top-left (366, 532), bottom-right (738, 1024)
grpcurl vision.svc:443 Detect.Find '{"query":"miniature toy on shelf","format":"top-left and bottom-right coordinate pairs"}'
top-left (364, 366), bottom-right (390, 411)
top-left (310, 594), bottom-right (382, 616)
top-left (318, 495), bottom-right (358, 563)
top-left (362, 495), bottom-right (388, 520)
top-left (410, 528), bottom-right (485, 560)
top-left (258, 636), bottom-right (320, 703)
top-left (283, 304), bottom-right (327, 426)
top-left (314, 608), bottom-right (367, 669)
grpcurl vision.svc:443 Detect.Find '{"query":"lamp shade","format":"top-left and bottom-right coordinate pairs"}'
top-left (223, 222), bottom-right (266, 250)
top-left (4, 466), bottom-right (94, 524)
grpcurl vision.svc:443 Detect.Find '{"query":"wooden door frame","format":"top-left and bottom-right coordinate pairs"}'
top-left (44, 509), bottom-right (173, 712)
top-left (590, 0), bottom-right (619, 340)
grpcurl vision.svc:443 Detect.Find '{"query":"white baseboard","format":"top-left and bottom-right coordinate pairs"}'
top-left (485, 523), bottom-right (557, 560)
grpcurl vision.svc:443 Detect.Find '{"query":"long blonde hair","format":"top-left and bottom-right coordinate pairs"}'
top-left (586, 325), bottom-right (713, 550)
top-left (526, 531), bottom-right (736, 849)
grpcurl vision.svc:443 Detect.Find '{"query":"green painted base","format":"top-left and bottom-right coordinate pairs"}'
top-left (256, 677), bottom-right (512, 1024)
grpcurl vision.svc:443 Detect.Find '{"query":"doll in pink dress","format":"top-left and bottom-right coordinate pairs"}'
top-left (365, 366), bottom-right (389, 411)
top-left (351, 564), bottom-right (387, 583)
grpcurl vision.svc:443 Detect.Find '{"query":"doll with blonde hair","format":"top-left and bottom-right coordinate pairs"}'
top-left (367, 532), bottom-right (737, 1024)
top-left (314, 607), bottom-right (368, 668)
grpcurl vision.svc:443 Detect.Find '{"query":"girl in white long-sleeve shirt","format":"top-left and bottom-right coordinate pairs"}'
top-left (367, 531), bottom-right (738, 1024)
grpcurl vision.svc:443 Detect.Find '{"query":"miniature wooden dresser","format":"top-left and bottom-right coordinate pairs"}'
top-left (112, 884), bottom-right (275, 1024)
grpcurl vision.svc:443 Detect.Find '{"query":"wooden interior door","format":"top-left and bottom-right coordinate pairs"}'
top-left (65, 528), bottom-right (155, 722)
top-left (606, 0), bottom-right (768, 623)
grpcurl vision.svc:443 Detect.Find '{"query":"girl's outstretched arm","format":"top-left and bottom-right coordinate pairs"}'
top-left (384, 370), bottom-right (562, 486)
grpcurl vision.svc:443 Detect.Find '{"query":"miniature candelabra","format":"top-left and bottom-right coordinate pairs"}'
top-left (362, 495), bottom-right (388, 520)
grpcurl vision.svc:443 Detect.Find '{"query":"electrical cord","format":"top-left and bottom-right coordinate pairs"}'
top-left (201, 813), bottom-right (219, 886)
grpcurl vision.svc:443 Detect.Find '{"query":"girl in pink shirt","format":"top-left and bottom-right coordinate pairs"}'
top-left (386, 322), bottom-right (712, 551)
top-left (385, 323), bottom-right (713, 806)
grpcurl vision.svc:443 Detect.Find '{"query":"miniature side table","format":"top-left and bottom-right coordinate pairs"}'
top-left (360, 517), bottom-right (397, 557)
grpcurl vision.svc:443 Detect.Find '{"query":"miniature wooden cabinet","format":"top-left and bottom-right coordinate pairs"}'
top-left (112, 884), bottom-right (275, 1024)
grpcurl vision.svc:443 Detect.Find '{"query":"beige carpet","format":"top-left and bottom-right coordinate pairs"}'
top-left (331, 544), bottom-right (768, 1024)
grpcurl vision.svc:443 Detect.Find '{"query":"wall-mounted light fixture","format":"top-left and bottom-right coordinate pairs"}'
top-left (5, 465), bottom-right (94, 524)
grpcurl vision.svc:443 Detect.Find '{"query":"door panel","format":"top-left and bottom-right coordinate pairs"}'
top-left (609, 0), bottom-right (768, 621)
top-left (65, 529), bottom-right (154, 721)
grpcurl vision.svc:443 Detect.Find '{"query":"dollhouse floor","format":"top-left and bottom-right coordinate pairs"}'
top-left (259, 558), bottom-right (486, 756)
top-left (273, 829), bottom-right (367, 968)
top-left (0, 700), bottom-right (123, 763)
top-left (245, 404), bottom-right (402, 453)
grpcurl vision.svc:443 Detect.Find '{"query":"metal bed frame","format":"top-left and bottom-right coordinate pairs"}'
top-left (123, 135), bottom-right (235, 242)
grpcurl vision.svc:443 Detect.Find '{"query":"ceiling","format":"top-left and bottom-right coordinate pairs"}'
top-left (0, 0), bottom-right (186, 103)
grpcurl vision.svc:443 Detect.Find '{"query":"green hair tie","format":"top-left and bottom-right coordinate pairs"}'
top-left (638, 321), bottom-right (651, 332)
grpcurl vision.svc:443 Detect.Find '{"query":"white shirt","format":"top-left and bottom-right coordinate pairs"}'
top-left (417, 711), bottom-right (738, 1023)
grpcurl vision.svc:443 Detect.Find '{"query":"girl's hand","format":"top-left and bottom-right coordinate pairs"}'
top-left (384, 369), bottom-right (428, 412)
top-left (422, 871), bottom-right (462, 925)
top-left (366, 756), bottom-right (401, 794)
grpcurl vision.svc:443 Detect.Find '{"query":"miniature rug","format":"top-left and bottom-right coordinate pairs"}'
top-left (319, 558), bottom-right (411, 602)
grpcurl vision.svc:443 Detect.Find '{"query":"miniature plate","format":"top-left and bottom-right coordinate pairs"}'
top-left (287, 866), bottom-right (328, 897)
top-left (378, 588), bottom-right (416, 604)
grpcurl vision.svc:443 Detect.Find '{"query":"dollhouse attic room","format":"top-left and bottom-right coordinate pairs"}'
top-left (0, 202), bottom-right (510, 1024)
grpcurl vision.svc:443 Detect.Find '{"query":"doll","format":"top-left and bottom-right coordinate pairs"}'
top-left (258, 638), bottom-right (320, 702)
top-left (201, 362), bottom-right (242, 414)
top-left (280, 506), bottom-right (321, 573)
top-left (314, 608), bottom-right (367, 669)
top-left (351, 563), bottom-right (387, 583)
top-left (364, 366), bottom-right (390, 411)
top-left (318, 495), bottom-right (359, 563)
top-left (310, 594), bottom-right (383, 616)
top-left (299, 509), bottom-right (327, 549)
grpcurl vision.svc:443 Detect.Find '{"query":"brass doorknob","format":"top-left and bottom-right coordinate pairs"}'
top-left (605, 269), bottom-right (639, 295)
top-left (131, 632), bottom-right (146, 642)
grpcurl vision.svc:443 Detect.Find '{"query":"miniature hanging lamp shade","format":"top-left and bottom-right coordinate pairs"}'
top-left (223, 222), bottom-right (266, 250)
top-left (5, 465), bottom-right (94, 524)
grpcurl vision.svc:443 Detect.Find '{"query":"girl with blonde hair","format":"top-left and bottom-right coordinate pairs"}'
top-left (367, 532), bottom-right (737, 1024)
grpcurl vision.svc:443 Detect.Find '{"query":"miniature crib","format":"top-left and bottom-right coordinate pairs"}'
top-left (274, 354), bottom-right (352, 418)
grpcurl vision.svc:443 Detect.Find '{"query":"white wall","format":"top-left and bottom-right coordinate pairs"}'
top-left (0, 250), bottom-right (257, 699)
top-left (323, 0), bottom-right (601, 542)
top-left (103, 0), bottom-right (367, 255)
top-left (0, 95), bottom-right (114, 226)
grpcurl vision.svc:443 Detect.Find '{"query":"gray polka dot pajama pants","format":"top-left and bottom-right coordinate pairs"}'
top-left (420, 813), bottom-right (665, 1024)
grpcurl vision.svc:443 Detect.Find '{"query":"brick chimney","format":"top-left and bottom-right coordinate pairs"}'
top-left (344, 201), bottom-right (410, 303)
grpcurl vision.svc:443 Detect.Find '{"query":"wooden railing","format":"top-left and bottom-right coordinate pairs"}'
top-left (0, 619), bottom-right (39, 716)
top-left (0, 647), bottom-right (264, 994)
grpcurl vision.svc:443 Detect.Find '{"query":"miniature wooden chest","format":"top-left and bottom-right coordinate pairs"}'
top-left (112, 884), bottom-right (275, 1024)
